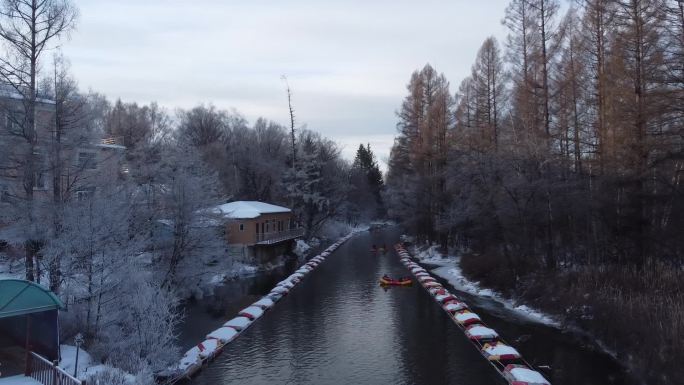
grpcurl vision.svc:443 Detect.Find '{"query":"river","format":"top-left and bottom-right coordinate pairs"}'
top-left (179, 227), bottom-right (637, 385)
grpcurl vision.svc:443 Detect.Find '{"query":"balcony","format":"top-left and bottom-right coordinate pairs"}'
top-left (255, 227), bottom-right (305, 245)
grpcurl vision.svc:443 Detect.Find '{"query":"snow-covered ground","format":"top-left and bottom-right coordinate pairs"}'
top-left (58, 344), bottom-right (138, 384)
top-left (0, 376), bottom-right (42, 385)
top-left (411, 245), bottom-right (560, 327)
top-left (58, 344), bottom-right (93, 378)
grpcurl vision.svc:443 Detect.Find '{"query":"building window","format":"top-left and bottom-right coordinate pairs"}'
top-left (0, 184), bottom-right (9, 203)
top-left (78, 152), bottom-right (97, 170)
top-left (76, 187), bottom-right (95, 201)
top-left (239, 223), bottom-right (244, 231)
top-left (5, 110), bottom-right (23, 135)
top-left (33, 152), bottom-right (46, 190)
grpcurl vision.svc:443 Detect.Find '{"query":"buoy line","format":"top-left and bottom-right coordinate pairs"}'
top-left (394, 244), bottom-right (551, 385)
top-left (156, 233), bottom-right (355, 384)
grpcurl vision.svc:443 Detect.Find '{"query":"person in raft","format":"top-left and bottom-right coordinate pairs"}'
top-left (382, 274), bottom-right (391, 281)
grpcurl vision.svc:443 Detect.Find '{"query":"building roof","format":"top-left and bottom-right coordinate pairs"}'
top-left (0, 279), bottom-right (65, 319)
top-left (212, 201), bottom-right (291, 219)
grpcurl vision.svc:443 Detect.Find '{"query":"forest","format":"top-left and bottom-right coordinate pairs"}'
top-left (385, 1), bottom-right (683, 382)
top-left (0, 1), bottom-right (385, 383)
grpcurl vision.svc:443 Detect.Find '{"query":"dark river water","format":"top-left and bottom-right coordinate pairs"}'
top-left (179, 227), bottom-right (638, 385)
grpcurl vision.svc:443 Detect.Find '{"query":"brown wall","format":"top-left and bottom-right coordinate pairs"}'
top-left (226, 212), bottom-right (294, 245)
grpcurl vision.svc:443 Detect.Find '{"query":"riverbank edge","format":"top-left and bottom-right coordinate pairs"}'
top-left (166, 229), bottom-right (365, 383)
top-left (407, 244), bottom-right (644, 385)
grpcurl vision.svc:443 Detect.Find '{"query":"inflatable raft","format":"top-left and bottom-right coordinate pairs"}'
top-left (379, 277), bottom-right (413, 286)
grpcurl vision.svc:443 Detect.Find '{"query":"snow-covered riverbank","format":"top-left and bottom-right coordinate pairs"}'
top-left (410, 245), bottom-right (560, 328)
top-left (408, 244), bottom-right (634, 369)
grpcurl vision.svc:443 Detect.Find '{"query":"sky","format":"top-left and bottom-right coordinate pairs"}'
top-left (63, 0), bottom-right (510, 170)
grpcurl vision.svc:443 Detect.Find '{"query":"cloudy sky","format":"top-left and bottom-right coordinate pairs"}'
top-left (63, 0), bottom-right (510, 169)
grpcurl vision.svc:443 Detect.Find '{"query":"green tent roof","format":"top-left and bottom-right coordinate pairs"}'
top-left (0, 279), bottom-right (65, 319)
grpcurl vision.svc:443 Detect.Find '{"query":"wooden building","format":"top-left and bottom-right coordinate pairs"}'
top-left (211, 201), bottom-right (304, 262)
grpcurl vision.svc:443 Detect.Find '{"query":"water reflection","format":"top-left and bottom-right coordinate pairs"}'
top-left (183, 228), bottom-right (635, 385)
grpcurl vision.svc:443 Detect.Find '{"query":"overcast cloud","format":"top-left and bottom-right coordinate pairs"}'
top-left (64, 0), bottom-right (510, 169)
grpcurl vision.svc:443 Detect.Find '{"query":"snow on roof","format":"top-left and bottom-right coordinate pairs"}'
top-left (211, 201), bottom-right (291, 219)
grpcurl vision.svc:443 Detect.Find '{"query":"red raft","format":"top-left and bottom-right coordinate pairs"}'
top-left (379, 276), bottom-right (413, 286)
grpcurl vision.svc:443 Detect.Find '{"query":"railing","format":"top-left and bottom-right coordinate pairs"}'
top-left (100, 136), bottom-right (124, 146)
top-left (256, 227), bottom-right (305, 245)
top-left (27, 351), bottom-right (85, 385)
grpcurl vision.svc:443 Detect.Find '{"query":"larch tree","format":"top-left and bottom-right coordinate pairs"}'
top-left (471, 37), bottom-right (506, 151)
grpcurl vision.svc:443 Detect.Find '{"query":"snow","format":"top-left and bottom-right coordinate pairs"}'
top-left (95, 143), bottom-right (126, 150)
top-left (196, 339), bottom-right (220, 358)
top-left (429, 287), bottom-right (446, 296)
top-left (466, 325), bottom-right (499, 339)
top-left (239, 306), bottom-right (264, 319)
top-left (508, 367), bottom-right (550, 384)
top-left (211, 201), bottom-right (291, 219)
top-left (426, 255), bottom-right (560, 327)
top-left (423, 281), bottom-right (442, 288)
top-left (413, 244), bottom-right (456, 265)
top-left (483, 342), bottom-right (520, 357)
top-left (58, 344), bottom-right (93, 379)
top-left (0, 376), bottom-right (43, 385)
top-left (224, 316), bottom-right (252, 330)
top-left (271, 286), bottom-right (289, 295)
top-left (293, 239), bottom-right (311, 257)
top-left (454, 311), bottom-right (481, 324)
top-left (179, 347), bottom-right (201, 370)
top-left (252, 297), bottom-right (274, 309)
top-left (267, 292), bottom-right (283, 302)
top-left (207, 327), bottom-right (238, 343)
top-left (435, 294), bottom-right (457, 303)
top-left (444, 302), bottom-right (468, 312)
top-left (276, 280), bottom-right (294, 289)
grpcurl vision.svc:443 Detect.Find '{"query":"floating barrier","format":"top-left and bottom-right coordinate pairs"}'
top-left (503, 364), bottom-right (551, 385)
top-left (224, 316), bottom-right (252, 331)
top-left (238, 306), bottom-right (265, 321)
top-left (206, 327), bottom-right (238, 343)
top-left (394, 244), bottom-right (551, 385)
top-left (251, 297), bottom-right (275, 310)
top-left (482, 342), bottom-right (521, 362)
top-left (159, 233), bottom-right (356, 384)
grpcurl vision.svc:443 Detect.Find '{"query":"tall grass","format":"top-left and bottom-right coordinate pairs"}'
top-left (461, 255), bottom-right (684, 384)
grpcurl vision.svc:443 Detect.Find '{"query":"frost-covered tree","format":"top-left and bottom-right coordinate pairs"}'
top-left (150, 142), bottom-right (225, 294)
top-left (0, 0), bottom-right (78, 281)
top-left (284, 130), bottom-right (348, 237)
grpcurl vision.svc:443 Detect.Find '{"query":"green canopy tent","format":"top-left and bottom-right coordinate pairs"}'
top-left (0, 279), bottom-right (65, 370)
